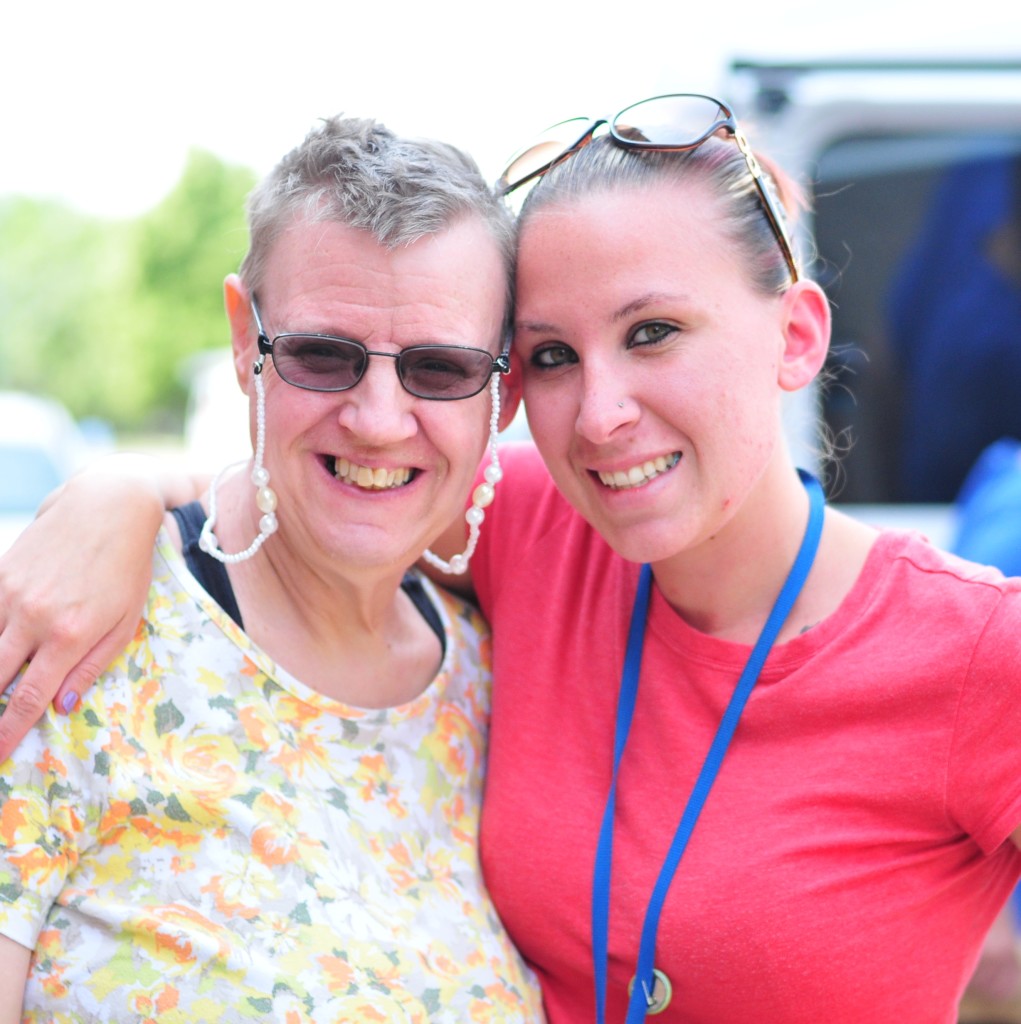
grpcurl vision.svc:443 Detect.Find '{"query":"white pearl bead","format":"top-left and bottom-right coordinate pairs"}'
top-left (420, 415), bottom-right (502, 576)
top-left (251, 466), bottom-right (270, 487)
top-left (256, 486), bottom-right (277, 513)
top-left (199, 531), bottom-right (216, 553)
top-left (260, 513), bottom-right (278, 534)
top-left (472, 482), bottom-right (495, 509)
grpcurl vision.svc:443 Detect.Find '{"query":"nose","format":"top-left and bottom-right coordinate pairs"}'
top-left (574, 362), bottom-right (637, 443)
top-left (335, 353), bottom-right (418, 444)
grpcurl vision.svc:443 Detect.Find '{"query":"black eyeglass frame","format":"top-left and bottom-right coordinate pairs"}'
top-left (249, 295), bottom-right (511, 401)
top-left (497, 93), bottom-right (800, 284)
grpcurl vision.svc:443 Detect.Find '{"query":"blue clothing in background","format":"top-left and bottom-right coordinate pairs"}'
top-left (887, 157), bottom-right (1021, 503)
top-left (951, 436), bottom-right (1021, 926)
top-left (952, 438), bottom-right (1021, 577)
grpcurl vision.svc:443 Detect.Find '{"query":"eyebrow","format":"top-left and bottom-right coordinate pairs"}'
top-left (515, 291), bottom-right (690, 336)
top-left (515, 318), bottom-right (557, 336)
top-left (613, 292), bottom-right (687, 321)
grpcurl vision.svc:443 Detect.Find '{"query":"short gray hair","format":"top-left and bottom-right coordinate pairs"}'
top-left (516, 133), bottom-right (801, 296)
top-left (240, 115), bottom-right (515, 326)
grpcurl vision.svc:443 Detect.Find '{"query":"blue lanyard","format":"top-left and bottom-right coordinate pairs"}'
top-left (592, 471), bottom-right (825, 1023)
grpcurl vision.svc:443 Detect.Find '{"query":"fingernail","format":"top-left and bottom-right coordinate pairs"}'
top-left (61, 692), bottom-right (79, 714)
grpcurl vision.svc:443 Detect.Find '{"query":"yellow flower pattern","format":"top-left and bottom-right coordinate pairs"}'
top-left (0, 534), bottom-right (544, 1022)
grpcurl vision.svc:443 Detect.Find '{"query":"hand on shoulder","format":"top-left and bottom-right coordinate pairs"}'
top-left (0, 454), bottom-right (194, 762)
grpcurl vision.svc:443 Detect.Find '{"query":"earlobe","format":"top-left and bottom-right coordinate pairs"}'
top-left (777, 281), bottom-right (831, 392)
top-left (497, 349), bottom-right (524, 432)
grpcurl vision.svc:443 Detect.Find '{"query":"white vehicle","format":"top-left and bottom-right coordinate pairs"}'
top-left (0, 391), bottom-right (95, 552)
top-left (724, 59), bottom-right (1021, 549)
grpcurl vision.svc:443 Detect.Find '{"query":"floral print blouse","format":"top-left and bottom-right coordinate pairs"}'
top-left (0, 534), bottom-right (543, 1023)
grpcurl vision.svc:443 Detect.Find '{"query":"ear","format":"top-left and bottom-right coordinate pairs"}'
top-left (224, 274), bottom-right (257, 393)
top-left (497, 347), bottom-right (524, 432)
top-left (776, 280), bottom-right (831, 393)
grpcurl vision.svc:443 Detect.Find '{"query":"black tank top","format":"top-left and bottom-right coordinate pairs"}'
top-left (169, 502), bottom-right (444, 647)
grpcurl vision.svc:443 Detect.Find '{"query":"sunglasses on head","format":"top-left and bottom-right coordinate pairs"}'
top-left (497, 92), bottom-right (799, 284)
top-left (250, 296), bottom-right (509, 401)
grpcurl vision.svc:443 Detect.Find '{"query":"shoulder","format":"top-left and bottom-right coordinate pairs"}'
top-left (73, 535), bottom-right (248, 743)
top-left (413, 573), bottom-right (493, 725)
top-left (865, 529), bottom-right (1021, 656)
top-left (418, 572), bottom-right (490, 647)
top-left (474, 442), bottom-right (611, 612)
top-left (0, 540), bottom-right (181, 769)
top-left (878, 528), bottom-right (1014, 591)
top-left (493, 441), bottom-right (559, 499)
top-left (482, 441), bottom-right (583, 546)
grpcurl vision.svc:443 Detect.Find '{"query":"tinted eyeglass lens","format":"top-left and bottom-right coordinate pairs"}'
top-left (273, 336), bottom-right (366, 391)
top-left (614, 94), bottom-right (728, 147)
top-left (499, 117), bottom-right (593, 193)
top-left (400, 347), bottom-right (495, 399)
top-left (272, 335), bottom-right (494, 399)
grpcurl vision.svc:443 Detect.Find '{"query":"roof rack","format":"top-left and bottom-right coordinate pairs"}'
top-left (729, 58), bottom-right (1021, 114)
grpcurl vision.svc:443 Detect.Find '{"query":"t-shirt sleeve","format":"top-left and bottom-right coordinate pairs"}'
top-left (0, 697), bottom-right (103, 948)
top-left (946, 586), bottom-right (1021, 853)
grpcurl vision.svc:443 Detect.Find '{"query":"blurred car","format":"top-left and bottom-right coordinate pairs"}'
top-left (0, 391), bottom-right (96, 553)
top-left (182, 350), bottom-right (251, 473)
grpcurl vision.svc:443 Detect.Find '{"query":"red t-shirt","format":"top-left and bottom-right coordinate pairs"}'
top-left (473, 443), bottom-right (1021, 1024)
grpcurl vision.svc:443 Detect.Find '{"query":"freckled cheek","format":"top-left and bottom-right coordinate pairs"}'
top-left (526, 418), bottom-right (564, 469)
top-left (522, 381), bottom-right (578, 441)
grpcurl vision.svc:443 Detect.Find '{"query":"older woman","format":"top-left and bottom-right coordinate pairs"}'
top-left (4, 95), bottom-right (1021, 1023)
top-left (0, 115), bottom-right (542, 1022)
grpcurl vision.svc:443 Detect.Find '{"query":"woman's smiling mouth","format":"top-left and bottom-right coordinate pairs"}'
top-left (329, 456), bottom-right (415, 490)
top-left (596, 452), bottom-right (681, 490)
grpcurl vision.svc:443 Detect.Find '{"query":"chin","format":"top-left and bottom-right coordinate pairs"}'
top-left (576, 511), bottom-right (686, 566)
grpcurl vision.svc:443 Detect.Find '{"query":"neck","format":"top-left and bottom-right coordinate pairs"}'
top-left (650, 462), bottom-right (816, 645)
top-left (199, 476), bottom-right (441, 707)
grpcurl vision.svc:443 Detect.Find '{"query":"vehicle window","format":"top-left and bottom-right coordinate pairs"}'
top-left (812, 130), bottom-right (1021, 504)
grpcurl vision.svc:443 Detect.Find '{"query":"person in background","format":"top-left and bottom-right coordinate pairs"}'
top-left (887, 155), bottom-right (1021, 502)
top-left (3, 94), bottom-right (1021, 1023)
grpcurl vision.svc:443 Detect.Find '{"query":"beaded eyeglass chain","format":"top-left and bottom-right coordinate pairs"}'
top-left (199, 360), bottom-right (503, 573)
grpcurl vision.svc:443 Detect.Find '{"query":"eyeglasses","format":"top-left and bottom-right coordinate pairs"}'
top-left (250, 297), bottom-right (509, 401)
top-left (497, 92), bottom-right (799, 284)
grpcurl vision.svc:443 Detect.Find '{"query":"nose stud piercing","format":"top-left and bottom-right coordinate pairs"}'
top-left (617, 401), bottom-right (625, 408)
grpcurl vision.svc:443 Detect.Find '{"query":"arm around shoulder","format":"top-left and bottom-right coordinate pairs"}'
top-left (0, 452), bottom-right (207, 763)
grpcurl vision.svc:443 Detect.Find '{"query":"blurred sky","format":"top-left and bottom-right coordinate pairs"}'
top-left (4, 0), bottom-right (1018, 219)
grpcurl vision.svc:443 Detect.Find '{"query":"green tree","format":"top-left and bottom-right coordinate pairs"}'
top-left (0, 197), bottom-right (129, 417)
top-left (124, 149), bottom-right (254, 428)
top-left (0, 149), bottom-right (254, 431)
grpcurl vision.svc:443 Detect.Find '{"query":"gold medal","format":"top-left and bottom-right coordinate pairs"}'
top-left (627, 968), bottom-right (673, 1014)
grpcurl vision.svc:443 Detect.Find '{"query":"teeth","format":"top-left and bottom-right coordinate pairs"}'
top-left (334, 457), bottom-right (412, 490)
top-left (598, 453), bottom-right (680, 490)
